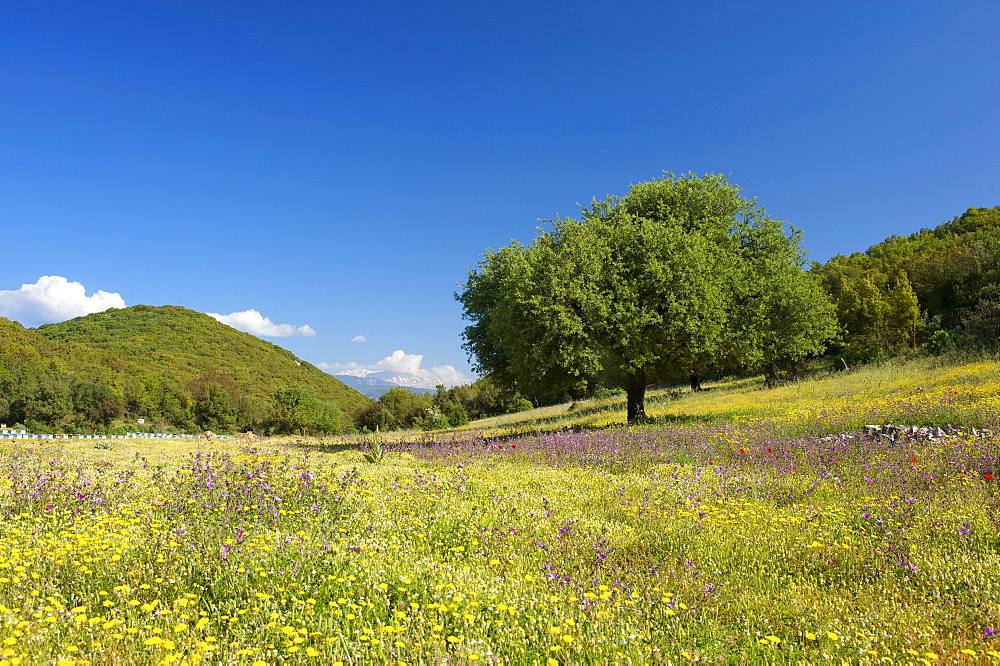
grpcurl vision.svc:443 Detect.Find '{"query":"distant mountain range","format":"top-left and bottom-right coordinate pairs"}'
top-left (332, 368), bottom-right (437, 398)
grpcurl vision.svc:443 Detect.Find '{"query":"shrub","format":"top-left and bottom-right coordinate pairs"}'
top-left (508, 397), bottom-right (534, 413)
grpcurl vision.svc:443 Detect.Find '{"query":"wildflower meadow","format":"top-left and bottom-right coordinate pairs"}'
top-left (1, 358), bottom-right (999, 664)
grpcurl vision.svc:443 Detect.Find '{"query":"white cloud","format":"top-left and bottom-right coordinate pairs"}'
top-left (351, 335), bottom-right (366, 343)
top-left (207, 309), bottom-right (317, 338)
top-left (425, 364), bottom-right (470, 387)
top-left (317, 361), bottom-right (359, 371)
top-left (319, 349), bottom-right (471, 388)
top-left (371, 349), bottom-right (425, 375)
top-left (0, 276), bottom-right (126, 327)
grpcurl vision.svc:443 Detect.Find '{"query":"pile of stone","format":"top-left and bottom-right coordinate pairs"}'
top-left (861, 424), bottom-right (995, 441)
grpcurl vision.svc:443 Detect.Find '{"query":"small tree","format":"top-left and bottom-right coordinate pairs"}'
top-left (190, 374), bottom-right (240, 432)
top-left (270, 384), bottom-right (340, 436)
top-left (9, 374), bottom-right (73, 428)
top-left (71, 381), bottom-right (122, 427)
top-left (353, 401), bottom-right (396, 432)
top-left (833, 269), bottom-right (920, 354)
top-left (886, 269), bottom-right (920, 349)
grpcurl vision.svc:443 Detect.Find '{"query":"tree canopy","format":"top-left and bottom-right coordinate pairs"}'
top-left (814, 205), bottom-right (1000, 354)
top-left (458, 173), bottom-right (837, 423)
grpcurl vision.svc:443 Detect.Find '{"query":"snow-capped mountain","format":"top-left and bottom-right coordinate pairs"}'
top-left (335, 368), bottom-right (442, 390)
top-left (333, 370), bottom-right (439, 398)
top-left (335, 368), bottom-right (379, 378)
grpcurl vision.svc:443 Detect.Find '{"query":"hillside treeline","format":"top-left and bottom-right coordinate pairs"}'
top-left (815, 205), bottom-right (1000, 360)
top-left (353, 379), bottom-right (533, 432)
top-left (334, 205), bottom-right (1000, 428)
top-left (2, 207), bottom-right (996, 434)
top-left (0, 305), bottom-right (534, 436)
top-left (0, 306), bottom-right (367, 435)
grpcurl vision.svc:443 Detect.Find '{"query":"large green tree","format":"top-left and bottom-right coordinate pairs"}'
top-left (458, 173), bottom-right (836, 423)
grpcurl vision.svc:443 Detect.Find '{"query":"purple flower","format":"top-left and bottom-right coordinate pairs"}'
top-left (985, 627), bottom-right (997, 638)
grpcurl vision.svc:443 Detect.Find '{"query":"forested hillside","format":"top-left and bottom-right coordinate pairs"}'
top-left (815, 206), bottom-right (1000, 358)
top-left (0, 305), bottom-right (369, 434)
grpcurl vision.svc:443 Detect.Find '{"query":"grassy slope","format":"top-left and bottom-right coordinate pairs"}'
top-left (33, 305), bottom-right (369, 414)
top-left (455, 353), bottom-right (1000, 436)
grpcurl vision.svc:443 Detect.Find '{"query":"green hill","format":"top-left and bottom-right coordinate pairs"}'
top-left (814, 205), bottom-right (1000, 355)
top-left (0, 305), bottom-right (369, 433)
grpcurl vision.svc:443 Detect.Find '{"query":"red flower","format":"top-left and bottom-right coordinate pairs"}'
top-left (739, 449), bottom-right (745, 454)
top-left (986, 474), bottom-right (995, 481)
top-left (708, 461), bottom-right (713, 465)
top-left (766, 448), bottom-right (772, 454)
top-left (511, 444), bottom-right (516, 449)
top-left (911, 457), bottom-right (917, 463)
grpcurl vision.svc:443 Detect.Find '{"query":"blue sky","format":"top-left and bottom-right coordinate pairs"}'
top-left (1, 0), bottom-right (997, 384)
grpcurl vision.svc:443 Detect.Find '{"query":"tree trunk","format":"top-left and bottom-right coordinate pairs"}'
top-left (763, 362), bottom-right (777, 388)
top-left (689, 374), bottom-right (702, 392)
top-left (625, 369), bottom-right (648, 424)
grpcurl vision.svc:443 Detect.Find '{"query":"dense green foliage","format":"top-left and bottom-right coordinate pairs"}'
top-left (815, 206), bottom-right (1000, 357)
top-left (458, 173), bottom-right (837, 422)
top-left (353, 377), bottom-right (531, 432)
top-left (269, 384), bottom-right (343, 436)
top-left (0, 305), bottom-right (368, 434)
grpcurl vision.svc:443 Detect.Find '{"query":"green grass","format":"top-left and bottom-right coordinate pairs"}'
top-left (453, 352), bottom-right (1000, 436)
